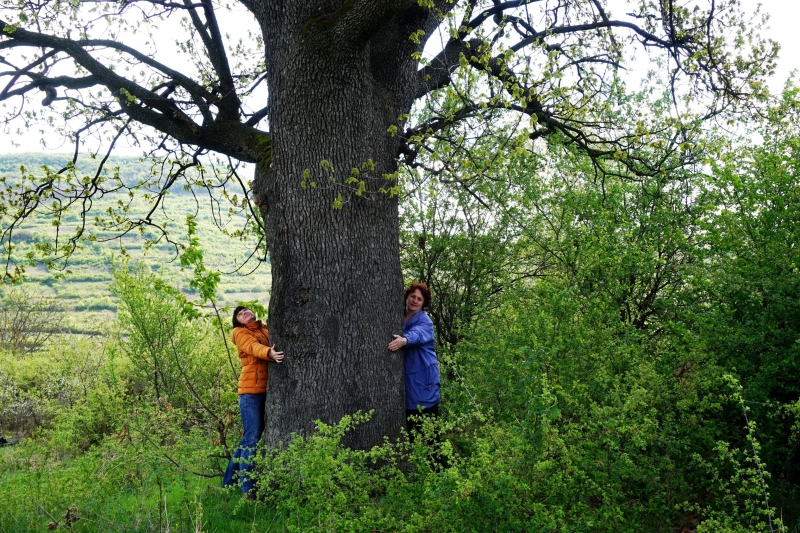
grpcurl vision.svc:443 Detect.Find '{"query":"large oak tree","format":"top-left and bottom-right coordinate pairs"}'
top-left (0, 0), bottom-right (774, 448)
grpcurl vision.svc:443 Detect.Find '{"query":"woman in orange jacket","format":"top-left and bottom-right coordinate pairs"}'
top-left (222, 306), bottom-right (284, 496)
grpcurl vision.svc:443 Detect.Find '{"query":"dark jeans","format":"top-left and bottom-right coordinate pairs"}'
top-left (222, 393), bottom-right (266, 494)
top-left (406, 403), bottom-right (439, 441)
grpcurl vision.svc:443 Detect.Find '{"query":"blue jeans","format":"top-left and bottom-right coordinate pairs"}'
top-left (222, 393), bottom-right (266, 494)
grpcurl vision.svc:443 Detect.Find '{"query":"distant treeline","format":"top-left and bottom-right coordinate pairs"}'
top-left (0, 152), bottom-right (224, 195)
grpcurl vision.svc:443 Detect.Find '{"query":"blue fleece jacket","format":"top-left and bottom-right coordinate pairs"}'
top-left (403, 310), bottom-right (441, 410)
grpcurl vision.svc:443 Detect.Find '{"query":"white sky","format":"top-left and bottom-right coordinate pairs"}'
top-left (1, 0), bottom-right (798, 154)
top-left (732, 0), bottom-right (799, 90)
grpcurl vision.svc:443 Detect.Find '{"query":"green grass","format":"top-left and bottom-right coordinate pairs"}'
top-left (0, 441), bottom-right (279, 533)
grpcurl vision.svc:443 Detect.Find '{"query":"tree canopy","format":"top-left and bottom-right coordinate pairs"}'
top-left (0, 0), bottom-right (776, 271)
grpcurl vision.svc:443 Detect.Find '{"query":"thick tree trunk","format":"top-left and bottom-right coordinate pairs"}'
top-left (252, 2), bottom-right (423, 449)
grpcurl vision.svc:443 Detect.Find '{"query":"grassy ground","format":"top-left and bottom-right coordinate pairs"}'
top-left (0, 440), bottom-right (279, 533)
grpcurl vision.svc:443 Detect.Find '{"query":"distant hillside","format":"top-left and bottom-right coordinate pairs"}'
top-left (0, 152), bottom-right (228, 192)
top-left (0, 153), bottom-right (270, 332)
top-left (0, 152), bottom-right (162, 190)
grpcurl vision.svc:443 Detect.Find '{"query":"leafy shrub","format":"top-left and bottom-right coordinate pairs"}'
top-left (255, 412), bottom-right (404, 532)
top-left (0, 286), bottom-right (64, 354)
top-left (110, 259), bottom-right (239, 471)
top-left (0, 335), bottom-right (120, 440)
top-left (0, 363), bottom-right (51, 435)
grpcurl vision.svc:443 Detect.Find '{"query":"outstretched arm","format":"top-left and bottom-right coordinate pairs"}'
top-left (233, 329), bottom-right (284, 362)
top-left (388, 315), bottom-right (434, 351)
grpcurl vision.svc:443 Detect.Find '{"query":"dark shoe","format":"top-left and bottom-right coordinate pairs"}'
top-left (245, 492), bottom-right (257, 501)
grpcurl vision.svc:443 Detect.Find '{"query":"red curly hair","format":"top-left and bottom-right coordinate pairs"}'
top-left (403, 282), bottom-right (431, 308)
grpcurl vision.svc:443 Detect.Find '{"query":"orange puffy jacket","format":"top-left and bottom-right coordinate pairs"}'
top-left (232, 321), bottom-right (272, 395)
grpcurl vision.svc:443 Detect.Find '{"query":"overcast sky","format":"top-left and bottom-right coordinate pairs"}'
top-left (1, 0), bottom-right (798, 154)
top-left (739, 0), bottom-right (800, 91)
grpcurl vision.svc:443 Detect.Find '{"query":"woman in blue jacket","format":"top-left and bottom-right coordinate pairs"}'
top-left (388, 282), bottom-right (441, 434)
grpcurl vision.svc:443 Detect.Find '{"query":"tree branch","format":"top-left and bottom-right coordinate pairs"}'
top-left (0, 20), bottom-right (266, 162)
top-left (415, 38), bottom-right (483, 100)
top-left (181, 0), bottom-right (241, 120)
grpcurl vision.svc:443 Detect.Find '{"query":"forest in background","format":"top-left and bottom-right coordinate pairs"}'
top-left (1, 91), bottom-right (800, 533)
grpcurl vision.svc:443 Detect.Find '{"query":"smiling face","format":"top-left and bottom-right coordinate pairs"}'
top-left (236, 308), bottom-right (256, 325)
top-left (405, 288), bottom-right (424, 315)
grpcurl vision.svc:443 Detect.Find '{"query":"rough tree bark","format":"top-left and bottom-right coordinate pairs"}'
top-left (252, 2), bottom-right (438, 447)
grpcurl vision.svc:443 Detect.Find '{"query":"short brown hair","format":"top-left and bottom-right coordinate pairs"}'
top-left (232, 305), bottom-right (248, 328)
top-left (404, 282), bottom-right (431, 308)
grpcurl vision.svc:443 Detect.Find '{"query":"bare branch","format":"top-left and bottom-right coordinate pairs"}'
top-left (0, 21), bottom-right (266, 162)
top-left (181, 0), bottom-right (242, 120)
